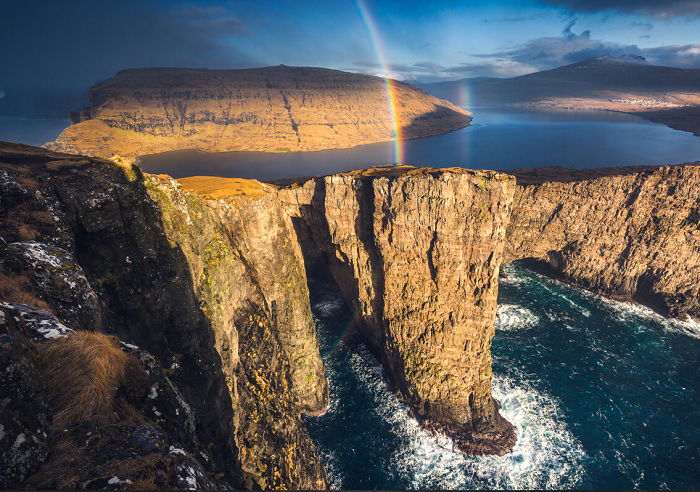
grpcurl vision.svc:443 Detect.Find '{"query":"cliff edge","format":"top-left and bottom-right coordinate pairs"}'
top-left (506, 165), bottom-right (700, 321)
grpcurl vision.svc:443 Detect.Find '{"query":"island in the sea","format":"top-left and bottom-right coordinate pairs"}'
top-left (45, 66), bottom-right (471, 158)
top-left (422, 55), bottom-right (700, 135)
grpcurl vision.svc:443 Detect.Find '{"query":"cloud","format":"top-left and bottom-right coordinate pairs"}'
top-left (472, 20), bottom-right (641, 69)
top-left (351, 18), bottom-right (700, 83)
top-left (643, 44), bottom-right (700, 66)
top-left (350, 58), bottom-right (538, 81)
top-left (441, 60), bottom-right (538, 78)
top-left (539, 0), bottom-right (700, 19)
top-left (422, 21), bottom-right (700, 81)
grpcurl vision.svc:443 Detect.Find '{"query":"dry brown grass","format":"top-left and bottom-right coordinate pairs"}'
top-left (26, 439), bottom-right (88, 489)
top-left (177, 175), bottom-right (273, 199)
top-left (37, 331), bottom-right (148, 429)
top-left (44, 158), bottom-right (91, 171)
top-left (16, 174), bottom-right (39, 191)
top-left (0, 270), bottom-right (51, 311)
top-left (16, 223), bottom-right (39, 241)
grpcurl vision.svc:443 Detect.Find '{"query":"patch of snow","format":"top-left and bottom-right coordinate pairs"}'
top-left (148, 385), bottom-right (158, 399)
top-left (169, 446), bottom-right (186, 456)
top-left (107, 476), bottom-right (132, 485)
top-left (13, 433), bottom-right (26, 448)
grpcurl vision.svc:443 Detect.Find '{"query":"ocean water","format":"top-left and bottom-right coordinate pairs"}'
top-left (305, 264), bottom-right (700, 490)
top-left (138, 109), bottom-right (700, 180)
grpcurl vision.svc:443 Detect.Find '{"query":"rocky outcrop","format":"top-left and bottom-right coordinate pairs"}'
top-left (279, 167), bottom-right (518, 455)
top-left (0, 141), bottom-right (327, 489)
top-left (46, 66), bottom-right (471, 158)
top-left (505, 165), bottom-right (700, 321)
top-left (0, 302), bottom-right (227, 490)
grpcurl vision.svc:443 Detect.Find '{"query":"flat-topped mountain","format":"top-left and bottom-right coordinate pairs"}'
top-left (423, 56), bottom-right (700, 133)
top-left (45, 66), bottom-right (471, 158)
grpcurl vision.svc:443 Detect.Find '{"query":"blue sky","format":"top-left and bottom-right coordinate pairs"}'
top-left (2, 0), bottom-right (700, 88)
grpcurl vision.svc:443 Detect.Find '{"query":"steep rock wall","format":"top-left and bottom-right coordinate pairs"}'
top-left (280, 167), bottom-right (518, 455)
top-left (46, 66), bottom-right (471, 158)
top-left (505, 165), bottom-right (700, 320)
top-left (0, 141), bottom-right (327, 489)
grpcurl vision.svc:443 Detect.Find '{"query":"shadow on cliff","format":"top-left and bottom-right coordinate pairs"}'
top-left (289, 179), bottom-right (375, 354)
top-left (401, 106), bottom-right (472, 140)
top-left (288, 176), bottom-right (407, 398)
top-left (61, 166), bottom-right (242, 486)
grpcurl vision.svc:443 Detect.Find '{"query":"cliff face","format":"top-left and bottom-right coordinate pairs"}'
top-left (46, 66), bottom-right (471, 158)
top-left (0, 141), bottom-right (327, 489)
top-left (505, 165), bottom-right (700, 321)
top-left (279, 167), bottom-right (518, 454)
top-left (5, 139), bottom-right (698, 488)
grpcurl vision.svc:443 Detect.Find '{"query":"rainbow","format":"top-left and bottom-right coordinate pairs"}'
top-left (355, 0), bottom-right (404, 164)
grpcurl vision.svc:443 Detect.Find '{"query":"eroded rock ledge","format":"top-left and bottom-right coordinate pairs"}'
top-left (506, 165), bottom-right (700, 321)
top-left (277, 167), bottom-right (518, 454)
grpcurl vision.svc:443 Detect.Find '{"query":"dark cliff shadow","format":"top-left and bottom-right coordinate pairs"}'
top-left (57, 166), bottom-right (242, 487)
top-left (401, 106), bottom-right (472, 141)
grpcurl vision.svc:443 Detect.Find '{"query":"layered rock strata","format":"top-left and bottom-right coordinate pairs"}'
top-left (46, 66), bottom-right (471, 158)
top-left (279, 167), bottom-right (518, 454)
top-left (506, 165), bottom-right (700, 321)
top-left (0, 141), bottom-right (327, 489)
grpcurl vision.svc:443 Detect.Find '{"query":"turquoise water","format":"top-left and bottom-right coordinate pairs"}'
top-left (305, 264), bottom-right (700, 489)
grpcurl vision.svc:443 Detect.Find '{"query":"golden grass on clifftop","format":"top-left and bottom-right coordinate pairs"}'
top-left (177, 175), bottom-right (274, 199)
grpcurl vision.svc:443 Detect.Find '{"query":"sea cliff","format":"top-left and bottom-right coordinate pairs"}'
top-left (0, 142), bottom-right (327, 489)
top-left (506, 166), bottom-right (700, 321)
top-left (2, 140), bottom-right (698, 489)
top-left (46, 66), bottom-right (471, 158)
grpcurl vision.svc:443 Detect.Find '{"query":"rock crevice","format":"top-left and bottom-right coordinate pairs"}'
top-left (279, 167), bottom-right (518, 455)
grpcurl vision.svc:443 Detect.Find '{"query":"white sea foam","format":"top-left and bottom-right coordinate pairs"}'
top-left (500, 264), bottom-right (528, 286)
top-left (319, 448), bottom-right (344, 491)
top-left (313, 297), bottom-right (345, 318)
top-left (506, 264), bottom-right (699, 339)
top-left (596, 296), bottom-right (700, 339)
top-left (345, 346), bottom-right (585, 490)
top-left (496, 304), bottom-right (540, 331)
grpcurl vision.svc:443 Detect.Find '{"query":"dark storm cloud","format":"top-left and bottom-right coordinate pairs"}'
top-left (540, 0), bottom-right (700, 19)
top-left (0, 0), bottom-right (258, 90)
top-left (642, 44), bottom-right (700, 66)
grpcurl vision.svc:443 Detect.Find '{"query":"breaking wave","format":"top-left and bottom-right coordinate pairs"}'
top-left (339, 346), bottom-right (586, 490)
top-left (496, 304), bottom-right (540, 331)
top-left (312, 297), bottom-right (346, 319)
top-left (597, 296), bottom-right (700, 339)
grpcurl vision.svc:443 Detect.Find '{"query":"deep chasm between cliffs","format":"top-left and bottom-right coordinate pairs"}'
top-left (1, 140), bottom-right (698, 489)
